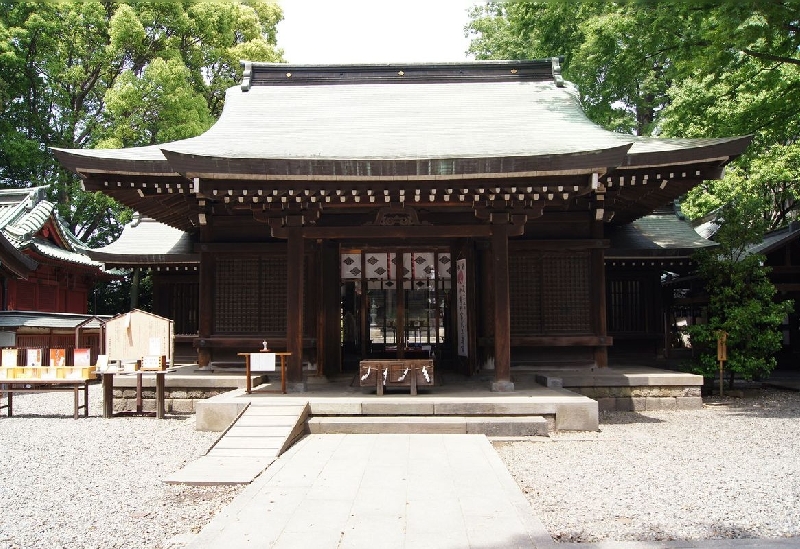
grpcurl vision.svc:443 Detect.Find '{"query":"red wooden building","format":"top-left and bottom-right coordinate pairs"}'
top-left (0, 186), bottom-right (112, 356)
top-left (54, 59), bottom-right (751, 391)
top-left (0, 186), bottom-right (109, 313)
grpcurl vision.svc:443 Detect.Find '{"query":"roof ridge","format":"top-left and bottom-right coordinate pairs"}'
top-left (5, 199), bottom-right (55, 241)
top-left (241, 58), bottom-right (563, 90)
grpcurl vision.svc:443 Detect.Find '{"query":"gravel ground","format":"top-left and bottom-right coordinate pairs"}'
top-left (4, 384), bottom-right (800, 547)
top-left (0, 385), bottom-right (243, 549)
top-left (495, 388), bottom-right (800, 543)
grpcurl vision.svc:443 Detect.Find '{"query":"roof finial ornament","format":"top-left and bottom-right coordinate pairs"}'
top-left (551, 56), bottom-right (565, 88)
top-left (241, 61), bottom-right (252, 92)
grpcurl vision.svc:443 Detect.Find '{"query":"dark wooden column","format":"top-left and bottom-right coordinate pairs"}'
top-left (130, 267), bottom-right (141, 309)
top-left (592, 208), bottom-right (609, 367)
top-left (286, 217), bottom-right (306, 391)
top-left (321, 241), bottom-right (341, 377)
top-left (396, 251), bottom-right (406, 358)
top-left (490, 216), bottom-right (514, 391)
top-left (197, 251), bottom-right (215, 368)
top-left (591, 247), bottom-right (608, 367)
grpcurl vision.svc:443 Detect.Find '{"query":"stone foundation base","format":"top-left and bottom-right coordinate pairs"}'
top-left (571, 386), bottom-right (702, 412)
top-left (112, 388), bottom-right (227, 414)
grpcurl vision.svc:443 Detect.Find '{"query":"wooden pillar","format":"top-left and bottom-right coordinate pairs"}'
top-left (286, 219), bottom-right (306, 391)
top-left (321, 241), bottom-right (341, 377)
top-left (591, 216), bottom-right (609, 367)
top-left (130, 267), bottom-right (140, 309)
top-left (491, 217), bottom-right (514, 391)
top-left (396, 251), bottom-right (405, 358)
top-left (591, 247), bottom-right (608, 367)
top-left (197, 251), bottom-right (215, 368)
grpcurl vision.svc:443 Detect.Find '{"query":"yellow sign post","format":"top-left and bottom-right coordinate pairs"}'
top-left (716, 331), bottom-right (727, 397)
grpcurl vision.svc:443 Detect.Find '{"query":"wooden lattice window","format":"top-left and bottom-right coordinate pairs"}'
top-left (509, 255), bottom-right (542, 334)
top-left (510, 251), bottom-right (591, 335)
top-left (215, 257), bottom-right (287, 333)
top-left (542, 253), bottom-right (591, 332)
top-left (608, 278), bottom-right (649, 333)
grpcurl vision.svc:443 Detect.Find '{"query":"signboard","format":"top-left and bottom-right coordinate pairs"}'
top-left (456, 259), bottom-right (468, 357)
top-left (251, 353), bottom-right (276, 372)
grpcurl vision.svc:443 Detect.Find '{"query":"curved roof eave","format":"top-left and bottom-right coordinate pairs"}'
top-left (160, 146), bottom-right (634, 181)
top-left (624, 136), bottom-right (753, 169)
top-left (51, 146), bottom-right (176, 177)
top-left (0, 231), bottom-right (37, 277)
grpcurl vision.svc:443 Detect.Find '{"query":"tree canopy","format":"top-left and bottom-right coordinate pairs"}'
top-left (0, 1), bottom-right (283, 247)
top-left (466, 1), bottom-right (800, 232)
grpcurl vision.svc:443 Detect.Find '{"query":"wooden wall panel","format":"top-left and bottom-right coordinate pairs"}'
top-left (509, 250), bottom-right (591, 335)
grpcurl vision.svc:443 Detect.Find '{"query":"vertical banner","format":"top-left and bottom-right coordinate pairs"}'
top-left (456, 258), bottom-right (468, 357)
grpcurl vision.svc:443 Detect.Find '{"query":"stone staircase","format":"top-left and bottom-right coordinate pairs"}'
top-left (308, 415), bottom-right (549, 436)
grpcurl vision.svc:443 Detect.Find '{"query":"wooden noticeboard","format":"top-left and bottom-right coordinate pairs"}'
top-left (105, 309), bottom-right (174, 365)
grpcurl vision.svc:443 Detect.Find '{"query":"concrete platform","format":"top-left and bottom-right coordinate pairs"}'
top-left (184, 434), bottom-right (557, 549)
top-left (194, 372), bottom-right (600, 433)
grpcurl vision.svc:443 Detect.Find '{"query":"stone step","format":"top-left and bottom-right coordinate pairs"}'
top-left (307, 415), bottom-right (549, 437)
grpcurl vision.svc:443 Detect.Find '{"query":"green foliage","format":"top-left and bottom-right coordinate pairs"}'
top-left (686, 250), bottom-right (792, 384)
top-left (0, 0), bottom-right (283, 247)
top-left (685, 197), bottom-right (791, 383)
top-left (99, 58), bottom-right (214, 148)
top-left (90, 271), bottom-right (152, 315)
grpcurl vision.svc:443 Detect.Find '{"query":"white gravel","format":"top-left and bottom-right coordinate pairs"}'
top-left (495, 388), bottom-right (800, 543)
top-left (0, 385), bottom-right (243, 549)
top-left (4, 384), bottom-right (800, 547)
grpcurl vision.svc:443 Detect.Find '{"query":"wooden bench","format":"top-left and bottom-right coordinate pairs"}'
top-left (0, 366), bottom-right (96, 419)
top-left (359, 359), bottom-right (434, 395)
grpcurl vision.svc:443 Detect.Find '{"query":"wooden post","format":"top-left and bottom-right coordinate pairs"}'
top-left (197, 251), bottom-right (215, 368)
top-left (591, 247), bottom-right (608, 367)
top-left (321, 240), bottom-right (341, 377)
top-left (491, 217), bottom-right (513, 391)
top-left (130, 267), bottom-right (140, 310)
top-left (717, 331), bottom-right (727, 396)
top-left (591, 214), bottom-right (608, 367)
top-left (396, 251), bottom-right (405, 358)
top-left (286, 218), bottom-right (305, 391)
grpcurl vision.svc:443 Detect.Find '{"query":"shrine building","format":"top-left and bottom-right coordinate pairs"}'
top-left (53, 59), bottom-right (751, 392)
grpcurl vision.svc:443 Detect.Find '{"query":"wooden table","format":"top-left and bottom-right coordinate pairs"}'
top-left (239, 352), bottom-right (291, 394)
top-left (1, 379), bottom-right (90, 419)
top-left (100, 369), bottom-right (170, 419)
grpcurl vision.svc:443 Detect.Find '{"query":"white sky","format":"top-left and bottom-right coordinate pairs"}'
top-left (276, 1), bottom-right (478, 64)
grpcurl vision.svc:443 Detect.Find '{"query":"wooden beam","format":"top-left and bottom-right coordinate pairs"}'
top-left (271, 224), bottom-right (495, 239)
top-left (509, 335), bottom-right (614, 347)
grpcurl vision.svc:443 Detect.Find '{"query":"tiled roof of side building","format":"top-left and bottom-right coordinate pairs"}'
top-left (0, 311), bottom-right (109, 329)
top-left (0, 185), bottom-right (107, 272)
top-left (606, 209), bottom-right (717, 257)
top-left (744, 223), bottom-right (800, 258)
top-left (88, 215), bottom-right (198, 266)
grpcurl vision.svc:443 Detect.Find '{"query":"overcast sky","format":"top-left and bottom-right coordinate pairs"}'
top-left (276, 1), bottom-right (477, 64)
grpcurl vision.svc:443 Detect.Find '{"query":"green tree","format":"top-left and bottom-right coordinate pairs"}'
top-left (0, 0), bottom-right (283, 246)
top-left (685, 200), bottom-right (793, 386)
